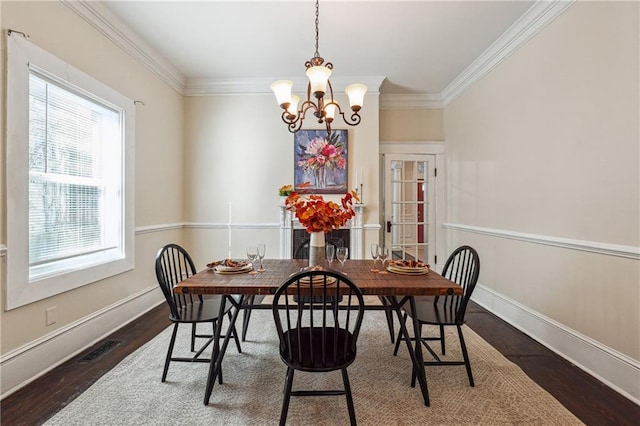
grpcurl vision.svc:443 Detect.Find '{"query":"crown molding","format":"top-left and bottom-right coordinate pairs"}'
top-left (184, 76), bottom-right (385, 97)
top-left (441, 0), bottom-right (575, 107)
top-left (60, 0), bottom-right (186, 94)
top-left (62, 0), bottom-right (573, 105)
top-left (379, 94), bottom-right (443, 110)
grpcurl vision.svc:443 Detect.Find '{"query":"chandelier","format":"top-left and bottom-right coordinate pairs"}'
top-left (270, 0), bottom-right (367, 135)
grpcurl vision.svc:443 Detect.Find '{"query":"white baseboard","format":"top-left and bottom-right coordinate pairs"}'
top-left (471, 284), bottom-right (640, 405)
top-left (0, 286), bottom-right (164, 398)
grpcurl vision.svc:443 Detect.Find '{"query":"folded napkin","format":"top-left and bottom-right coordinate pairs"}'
top-left (389, 259), bottom-right (430, 269)
top-left (206, 259), bottom-right (249, 269)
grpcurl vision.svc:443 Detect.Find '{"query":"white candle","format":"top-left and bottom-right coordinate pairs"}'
top-left (359, 168), bottom-right (364, 186)
top-left (228, 202), bottom-right (232, 259)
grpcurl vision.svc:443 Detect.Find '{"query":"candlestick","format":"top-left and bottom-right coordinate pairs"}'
top-left (360, 183), bottom-right (364, 204)
top-left (228, 202), bottom-right (232, 259)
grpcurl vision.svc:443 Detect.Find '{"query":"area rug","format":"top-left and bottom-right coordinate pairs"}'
top-left (46, 300), bottom-right (583, 425)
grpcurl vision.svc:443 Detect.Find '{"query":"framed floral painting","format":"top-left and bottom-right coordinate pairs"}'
top-left (294, 129), bottom-right (348, 194)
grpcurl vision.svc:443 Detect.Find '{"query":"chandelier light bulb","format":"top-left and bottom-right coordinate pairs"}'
top-left (287, 95), bottom-right (300, 118)
top-left (306, 65), bottom-right (332, 98)
top-left (324, 104), bottom-right (337, 123)
top-left (345, 84), bottom-right (368, 112)
top-left (270, 80), bottom-right (293, 108)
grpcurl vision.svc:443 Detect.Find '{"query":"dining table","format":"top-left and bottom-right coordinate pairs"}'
top-left (174, 258), bottom-right (462, 407)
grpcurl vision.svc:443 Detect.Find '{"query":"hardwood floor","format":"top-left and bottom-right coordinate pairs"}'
top-left (1, 302), bottom-right (638, 425)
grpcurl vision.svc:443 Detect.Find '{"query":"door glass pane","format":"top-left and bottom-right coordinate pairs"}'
top-left (386, 156), bottom-right (433, 264)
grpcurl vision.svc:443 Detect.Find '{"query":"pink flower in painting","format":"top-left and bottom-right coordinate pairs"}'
top-left (299, 136), bottom-right (345, 172)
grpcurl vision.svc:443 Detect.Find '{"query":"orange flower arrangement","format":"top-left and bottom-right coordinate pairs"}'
top-left (285, 182), bottom-right (360, 233)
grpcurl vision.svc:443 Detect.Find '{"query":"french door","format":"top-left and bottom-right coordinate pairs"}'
top-left (382, 154), bottom-right (436, 265)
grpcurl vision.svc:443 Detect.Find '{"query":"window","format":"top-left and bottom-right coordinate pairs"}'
top-left (6, 34), bottom-right (134, 310)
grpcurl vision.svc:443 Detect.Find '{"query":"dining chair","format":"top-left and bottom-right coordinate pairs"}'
top-left (155, 243), bottom-right (242, 382)
top-left (393, 245), bottom-right (480, 388)
top-left (272, 270), bottom-right (365, 426)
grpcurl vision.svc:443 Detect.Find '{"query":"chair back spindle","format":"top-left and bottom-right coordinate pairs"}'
top-left (439, 245), bottom-right (480, 323)
top-left (155, 243), bottom-right (201, 321)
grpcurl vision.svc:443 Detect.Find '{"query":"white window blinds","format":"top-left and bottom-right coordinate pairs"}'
top-left (29, 72), bottom-right (122, 269)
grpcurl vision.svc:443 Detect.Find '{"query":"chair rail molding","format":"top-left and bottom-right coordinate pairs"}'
top-left (472, 283), bottom-right (640, 404)
top-left (443, 223), bottom-right (640, 260)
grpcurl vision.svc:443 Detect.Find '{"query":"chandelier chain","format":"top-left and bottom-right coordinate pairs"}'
top-left (314, 0), bottom-right (320, 58)
top-left (271, 0), bottom-right (366, 136)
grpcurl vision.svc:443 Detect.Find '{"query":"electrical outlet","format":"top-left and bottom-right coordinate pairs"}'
top-left (45, 306), bottom-right (57, 326)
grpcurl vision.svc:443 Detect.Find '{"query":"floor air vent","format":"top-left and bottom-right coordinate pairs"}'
top-left (79, 340), bottom-right (122, 362)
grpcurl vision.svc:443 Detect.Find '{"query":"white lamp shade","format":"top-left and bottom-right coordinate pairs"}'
top-left (287, 95), bottom-right (300, 116)
top-left (306, 66), bottom-right (332, 96)
top-left (345, 83), bottom-right (367, 110)
top-left (325, 104), bottom-right (337, 121)
top-left (270, 80), bottom-right (293, 107)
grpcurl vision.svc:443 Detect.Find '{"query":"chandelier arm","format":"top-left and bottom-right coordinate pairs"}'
top-left (299, 99), bottom-right (319, 118)
top-left (326, 78), bottom-right (336, 104)
top-left (281, 110), bottom-right (300, 126)
top-left (337, 110), bottom-right (362, 127)
top-left (287, 119), bottom-right (304, 133)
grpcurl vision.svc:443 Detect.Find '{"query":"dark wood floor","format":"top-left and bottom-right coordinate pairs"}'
top-left (2, 301), bottom-right (638, 425)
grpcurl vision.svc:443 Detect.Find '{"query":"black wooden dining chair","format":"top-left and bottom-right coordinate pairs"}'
top-left (155, 243), bottom-right (241, 382)
top-left (393, 245), bottom-right (480, 388)
top-left (272, 270), bottom-right (365, 426)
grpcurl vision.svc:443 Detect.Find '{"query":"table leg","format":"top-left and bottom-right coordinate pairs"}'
top-left (203, 295), bottom-right (243, 405)
top-left (388, 295), bottom-right (430, 406)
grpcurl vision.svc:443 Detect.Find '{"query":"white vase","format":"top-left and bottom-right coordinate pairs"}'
top-left (308, 231), bottom-right (326, 267)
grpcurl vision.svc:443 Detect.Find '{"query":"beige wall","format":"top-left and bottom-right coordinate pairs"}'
top-left (444, 1), bottom-right (639, 359)
top-left (183, 93), bottom-right (381, 266)
top-left (380, 109), bottom-right (443, 141)
top-left (0, 0), bottom-right (183, 377)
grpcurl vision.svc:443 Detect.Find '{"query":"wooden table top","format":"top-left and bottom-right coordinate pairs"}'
top-left (176, 259), bottom-right (462, 297)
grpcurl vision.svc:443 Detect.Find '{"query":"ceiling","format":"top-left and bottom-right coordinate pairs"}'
top-left (98, 0), bottom-right (536, 97)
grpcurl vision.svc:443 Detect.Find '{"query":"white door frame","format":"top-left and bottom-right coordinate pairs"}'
top-left (379, 141), bottom-right (445, 268)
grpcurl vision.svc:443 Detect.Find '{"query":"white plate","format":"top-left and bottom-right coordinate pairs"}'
top-left (208, 260), bottom-right (251, 271)
top-left (297, 276), bottom-right (337, 285)
top-left (387, 265), bottom-right (429, 275)
top-left (214, 264), bottom-right (253, 274)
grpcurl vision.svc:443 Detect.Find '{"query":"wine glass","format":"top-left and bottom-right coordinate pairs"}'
top-left (377, 245), bottom-right (389, 272)
top-left (336, 247), bottom-right (348, 274)
top-left (325, 244), bottom-right (335, 268)
top-left (370, 243), bottom-right (380, 272)
top-left (246, 246), bottom-right (258, 274)
top-left (257, 243), bottom-right (266, 272)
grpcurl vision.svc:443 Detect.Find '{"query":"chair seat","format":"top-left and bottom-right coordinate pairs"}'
top-left (404, 296), bottom-right (459, 326)
top-left (281, 327), bottom-right (357, 371)
top-left (171, 297), bottom-right (232, 323)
